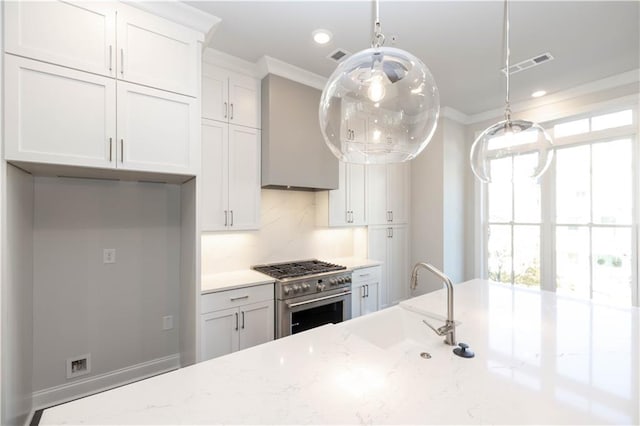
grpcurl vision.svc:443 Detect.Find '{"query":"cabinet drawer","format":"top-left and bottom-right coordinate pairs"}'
top-left (201, 283), bottom-right (274, 313)
top-left (352, 266), bottom-right (382, 285)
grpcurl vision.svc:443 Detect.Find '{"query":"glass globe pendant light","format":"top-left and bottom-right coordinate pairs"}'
top-left (319, 0), bottom-right (440, 164)
top-left (470, 0), bottom-right (554, 183)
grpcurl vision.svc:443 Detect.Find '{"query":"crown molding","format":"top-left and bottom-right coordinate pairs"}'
top-left (256, 56), bottom-right (327, 90)
top-left (202, 48), bottom-right (263, 78)
top-left (441, 107), bottom-right (471, 125)
top-left (467, 69), bottom-right (640, 125)
top-left (122, 1), bottom-right (220, 39)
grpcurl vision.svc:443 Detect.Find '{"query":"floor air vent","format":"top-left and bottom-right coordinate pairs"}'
top-left (501, 52), bottom-right (554, 75)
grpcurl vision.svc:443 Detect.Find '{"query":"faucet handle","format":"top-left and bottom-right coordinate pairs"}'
top-left (422, 319), bottom-right (442, 335)
top-left (422, 319), bottom-right (453, 336)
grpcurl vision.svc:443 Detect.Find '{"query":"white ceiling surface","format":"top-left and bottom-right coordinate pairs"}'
top-left (187, 1), bottom-right (639, 115)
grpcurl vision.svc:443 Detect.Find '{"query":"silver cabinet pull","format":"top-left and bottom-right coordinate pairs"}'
top-left (109, 137), bottom-right (112, 162)
top-left (224, 102), bottom-right (228, 118)
top-left (224, 210), bottom-right (228, 227)
top-left (365, 284), bottom-right (369, 298)
top-left (241, 311), bottom-right (245, 329)
top-left (120, 139), bottom-right (124, 162)
top-left (230, 295), bottom-right (249, 302)
top-left (235, 312), bottom-right (238, 331)
top-left (390, 211), bottom-right (394, 222)
top-left (230, 103), bottom-right (234, 120)
top-left (230, 210), bottom-right (234, 227)
top-left (361, 285), bottom-right (365, 298)
top-left (120, 48), bottom-right (124, 76)
top-left (109, 45), bottom-right (112, 71)
top-left (390, 227), bottom-right (394, 238)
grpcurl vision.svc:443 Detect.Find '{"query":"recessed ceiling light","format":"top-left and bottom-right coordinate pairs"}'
top-left (312, 29), bottom-right (332, 45)
top-left (531, 90), bottom-right (547, 98)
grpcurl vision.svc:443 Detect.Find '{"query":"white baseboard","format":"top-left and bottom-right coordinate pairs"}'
top-left (32, 354), bottom-right (180, 411)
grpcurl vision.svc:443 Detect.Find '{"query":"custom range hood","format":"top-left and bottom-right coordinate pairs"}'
top-left (261, 74), bottom-right (338, 191)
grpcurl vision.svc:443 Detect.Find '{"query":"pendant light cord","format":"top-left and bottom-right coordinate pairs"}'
top-left (503, 0), bottom-right (512, 123)
top-left (372, 0), bottom-right (385, 48)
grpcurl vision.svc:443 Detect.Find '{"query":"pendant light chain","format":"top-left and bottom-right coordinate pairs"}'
top-left (504, 0), bottom-right (512, 124)
top-left (372, 0), bottom-right (385, 48)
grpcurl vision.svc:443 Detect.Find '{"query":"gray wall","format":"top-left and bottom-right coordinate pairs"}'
top-left (2, 165), bottom-right (34, 426)
top-left (410, 117), bottom-right (467, 294)
top-left (32, 177), bottom-right (181, 392)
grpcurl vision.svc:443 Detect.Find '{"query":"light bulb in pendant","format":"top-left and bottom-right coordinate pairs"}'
top-left (367, 74), bottom-right (386, 102)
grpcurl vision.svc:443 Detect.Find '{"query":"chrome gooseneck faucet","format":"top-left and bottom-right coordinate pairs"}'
top-left (410, 262), bottom-right (456, 346)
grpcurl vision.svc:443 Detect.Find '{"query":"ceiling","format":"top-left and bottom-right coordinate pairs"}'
top-left (187, 1), bottom-right (639, 115)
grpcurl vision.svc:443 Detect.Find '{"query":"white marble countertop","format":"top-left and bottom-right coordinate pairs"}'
top-left (201, 270), bottom-right (274, 294)
top-left (327, 257), bottom-right (383, 270)
top-left (42, 279), bottom-right (640, 424)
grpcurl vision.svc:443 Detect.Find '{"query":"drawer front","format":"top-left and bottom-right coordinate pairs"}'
top-left (351, 266), bottom-right (382, 285)
top-left (202, 283), bottom-right (274, 313)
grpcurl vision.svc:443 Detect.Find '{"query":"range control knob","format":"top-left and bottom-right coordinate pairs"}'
top-left (329, 279), bottom-right (337, 286)
top-left (302, 283), bottom-right (311, 291)
top-left (345, 276), bottom-right (352, 283)
top-left (338, 277), bottom-right (345, 284)
top-left (283, 286), bottom-right (291, 295)
top-left (292, 284), bottom-right (302, 293)
top-left (316, 283), bottom-right (326, 292)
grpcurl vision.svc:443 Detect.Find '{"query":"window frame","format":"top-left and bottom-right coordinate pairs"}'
top-left (478, 103), bottom-right (639, 307)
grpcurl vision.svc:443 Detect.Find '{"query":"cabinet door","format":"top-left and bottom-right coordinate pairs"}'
top-left (351, 284), bottom-right (364, 319)
top-left (201, 120), bottom-right (229, 231)
top-left (200, 308), bottom-right (239, 361)
top-left (116, 4), bottom-right (200, 96)
top-left (4, 55), bottom-right (116, 168)
top-left (388, 226), bottom-right (409, 306)
top-left (228, 126), bottom-right (261, 230)
top-left (5, 1), bottom-right (116, 77)
top-left (348, 163), bottom-right (367, 225)
top-left (328, 162), bottom-right (348, 226)
top-left (362, 281), bottom-right (380, 316)
top-left (367, 164), bottom-right (389, 225)
top-left (387, 163), bottom-right (409, 224)
top-left (228, 73), bottom-right (260, 129)
top-left (238, 300), bottom-right (274, 351)
top-left (349, 116), bottom-right (368, 143)
top-left (367, 226), bottom-right (389, 307)
top-left (202, 67), bottom-right (229, 122)
top-left (117, 81), bottom-right (198, 174)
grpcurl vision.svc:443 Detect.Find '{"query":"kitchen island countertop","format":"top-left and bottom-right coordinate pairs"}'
top-left (42, 279), bottom-right (639, 424)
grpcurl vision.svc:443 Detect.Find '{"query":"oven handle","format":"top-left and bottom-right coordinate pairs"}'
top-left (286, 291), bottom-right (352, 308)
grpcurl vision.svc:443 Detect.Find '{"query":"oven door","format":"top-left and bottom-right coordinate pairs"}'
top-left (277, 288), bottom-right (351, 338)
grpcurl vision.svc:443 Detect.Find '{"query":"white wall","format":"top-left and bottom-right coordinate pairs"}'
top-left (2, 165), bottom-right (34, 426)
top-left (32, 177), bottom-right (181, 394)
top-left (202, 189), bottom-right (362, 275)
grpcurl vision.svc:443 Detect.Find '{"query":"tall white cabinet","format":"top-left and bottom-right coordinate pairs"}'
top-left (318, 161), bottom-right (367, 227)
top-left (368, 225), bottom-right (410, 308)
top-left (367, 162), bottom-right (410, 225)
top-left (201, 63), bottom-right (262, 231)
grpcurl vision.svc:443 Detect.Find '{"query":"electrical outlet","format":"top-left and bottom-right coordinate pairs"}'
top-left (162, 315), bottom-right (173, 330)
top-left (66, 354), bottom-right (91, 379)
top-left (103, 248), bottom-right (116, 264)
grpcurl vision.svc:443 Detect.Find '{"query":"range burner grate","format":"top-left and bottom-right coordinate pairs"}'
top-left (253, 259), bottom-right (346, 280)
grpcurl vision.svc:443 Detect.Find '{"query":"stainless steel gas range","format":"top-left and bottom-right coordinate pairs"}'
top-left (252, 260), bottom-right (352, 338)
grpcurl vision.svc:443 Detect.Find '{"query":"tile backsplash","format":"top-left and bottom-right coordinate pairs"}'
top-left (202, 189), bottom-right (367, 274)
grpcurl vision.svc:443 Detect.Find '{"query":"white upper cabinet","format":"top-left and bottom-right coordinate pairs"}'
top-left (367, 162), bottom-right (410, 225)
top-left (116, 4), bottom-right (200, 97)
top-left (202, 64), bottom-right (260, 129)
top-left (117, 82), bottom-right (198, 174)
top-left (201, 119), bottom-right (261, 231)
top-left (327, 162), bottom-right (367, 226)
top-left (4, 1), bottom-right (117, 77)
top-left (4, 55), bottom-right (116, 168)
top-left (5, 1), bottom-right (201, 97)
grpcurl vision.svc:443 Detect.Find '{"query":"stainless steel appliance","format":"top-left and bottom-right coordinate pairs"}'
top-left (252, 260), bottom-right (352, 338)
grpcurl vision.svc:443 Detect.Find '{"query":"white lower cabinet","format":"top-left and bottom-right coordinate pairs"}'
top-left (351, 266), bottom-right (382, 318)
top-left (368, 225), bottom-right (410, 308)
top-left (200, 283), bottom-right (274, 361)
